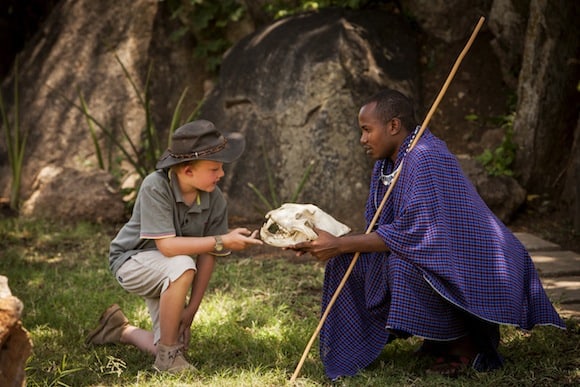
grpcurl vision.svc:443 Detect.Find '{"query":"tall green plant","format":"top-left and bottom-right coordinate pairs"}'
top-left (0, 58), bottom-right (28, 211)
top-left (79, 92), bottom-right (105, 170)
top-left (116, 55), bottom-right (160, 172)
top-left (247, 142), bottom-right (316, 212)
top-left (476, 112), bottom-right (517, 176)
top-left (63, 55), bottom-right (201, 180)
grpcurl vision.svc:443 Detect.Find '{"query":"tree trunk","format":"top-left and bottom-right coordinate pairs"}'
top-left (513, 0), bottom-right (580, 196)
top-left (563, 115), bottom-right (580, 231)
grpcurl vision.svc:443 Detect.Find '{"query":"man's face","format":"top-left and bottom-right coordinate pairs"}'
top-left (358, 102), bottom-right (398, 161)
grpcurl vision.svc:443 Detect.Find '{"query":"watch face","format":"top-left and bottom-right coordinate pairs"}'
top-left (215, 236), bottom-right (223, 251)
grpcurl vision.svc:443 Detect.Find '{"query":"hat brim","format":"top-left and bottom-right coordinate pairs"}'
top-left (156, 132), bottom-right (245, 170)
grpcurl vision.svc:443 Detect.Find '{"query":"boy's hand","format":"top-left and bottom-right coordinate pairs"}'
top-left (178, 308), bottom-right (195, 348)
top-left (223, 228), bottom-right (263, 250)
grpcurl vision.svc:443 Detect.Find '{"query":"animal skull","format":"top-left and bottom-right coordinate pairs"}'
top-left (260, 203), bottom-right (351, 247)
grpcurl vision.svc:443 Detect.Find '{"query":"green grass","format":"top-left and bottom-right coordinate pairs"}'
top-left (0, 218), bottom-right (578, 386)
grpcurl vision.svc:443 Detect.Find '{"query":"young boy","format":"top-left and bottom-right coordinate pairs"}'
top-left (86, 119), bottom-right (263, 373)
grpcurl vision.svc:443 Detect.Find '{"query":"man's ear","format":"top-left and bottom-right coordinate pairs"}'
top-left (390, 117), bottom-right (403, 135)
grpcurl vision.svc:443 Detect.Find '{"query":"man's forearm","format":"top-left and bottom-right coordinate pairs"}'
top-left (338, 232), bottom-right (389, 254)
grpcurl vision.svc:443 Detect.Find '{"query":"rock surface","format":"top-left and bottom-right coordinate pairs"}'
top-left (201, 8), bottom-right (420, 226)
top-left (0, 0), bottom-right (205, 219)
top-left (458, 156), bottom-right (526, 222)
top-left (20, 165), bottom-right (126, 223)
top-left (0, 1), bottom-right (577, 229)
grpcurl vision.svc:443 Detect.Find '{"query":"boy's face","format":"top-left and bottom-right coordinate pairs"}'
top-left (182, 160), bottom-right (225, 192)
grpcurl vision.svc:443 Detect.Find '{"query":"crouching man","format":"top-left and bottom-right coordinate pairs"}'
top-left (293, 90), bottom-right (565, 379)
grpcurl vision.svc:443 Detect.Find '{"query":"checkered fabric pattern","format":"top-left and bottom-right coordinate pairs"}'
top-left (319, 129), bottom-right (565, 380)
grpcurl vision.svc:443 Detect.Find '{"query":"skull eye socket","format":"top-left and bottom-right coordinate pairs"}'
top-left (267, 223), bottom-right (280, 234)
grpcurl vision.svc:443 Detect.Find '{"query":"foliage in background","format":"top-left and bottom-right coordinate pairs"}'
top-left (167, 0), bottom-right (246, 73)
top-left (0, 57), bottom-right (28, 211)
top-left (247, 142), bottom-right (316, 213)
top-left (166, 0), bottom-right (369, 74)
top-left (265, 0), bottom-right (368, 19)
top-left (1, 217), bottom-right (578, 386)
top-left (476, 112), bottom-right (517, 176)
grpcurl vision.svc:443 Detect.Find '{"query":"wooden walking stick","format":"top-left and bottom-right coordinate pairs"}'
top-left (289, 16), bottom-right (486, 383)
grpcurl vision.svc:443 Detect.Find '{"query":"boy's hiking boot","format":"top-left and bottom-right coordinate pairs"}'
top-left (154, 343), bottom-right (195, 373)
top-left (85, 304), bottom-right (129, 346)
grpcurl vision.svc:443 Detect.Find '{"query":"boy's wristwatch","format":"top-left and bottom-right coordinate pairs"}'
top-left (213, 235), bottom-right (224, 252)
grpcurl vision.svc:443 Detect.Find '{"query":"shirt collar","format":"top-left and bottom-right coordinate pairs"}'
top-left (167, 170), bottom-right (210, 212)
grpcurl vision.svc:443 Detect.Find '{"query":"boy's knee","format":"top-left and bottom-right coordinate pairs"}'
top-left (181, 268), bottom-right (195, 282)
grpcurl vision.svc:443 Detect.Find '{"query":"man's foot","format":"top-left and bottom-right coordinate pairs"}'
top-left (153, 343), bottom-right (196, 373)
top-left (425, 335), bottom-right (477, 377)
top-left (414, 340), bottom-right (448, 358)
top-left (426, 354), bottom-right (472, 377)
top-left (85, 304), bottom-right (129, 346)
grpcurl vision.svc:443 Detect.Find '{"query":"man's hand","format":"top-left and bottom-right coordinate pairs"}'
top-left (292, 228), bottom-right (342, 262)
top-left (292, 229), bottom-right (389, 261)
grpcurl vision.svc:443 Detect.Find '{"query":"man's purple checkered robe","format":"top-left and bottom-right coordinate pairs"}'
top-left (320, 129), bottom-right (565, 380)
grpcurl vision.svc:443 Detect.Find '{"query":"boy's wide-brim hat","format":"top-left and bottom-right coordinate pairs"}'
top-left (156, 120), bottom-right (245, 169)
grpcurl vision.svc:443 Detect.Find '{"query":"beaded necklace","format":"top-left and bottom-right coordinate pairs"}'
top-left (374, 125), bottom-right (421, 209)
top-left (378, 125), bottom-right (421, 186)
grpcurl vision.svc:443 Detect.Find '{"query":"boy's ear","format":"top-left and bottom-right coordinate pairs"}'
top-left (178, 163), bottom-right (194, 176)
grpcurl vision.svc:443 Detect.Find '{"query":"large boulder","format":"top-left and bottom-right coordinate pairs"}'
top-left (201, 8), bottom-right (420, 228)
top-left (458, 156), bottom-right (526, 222)
top-left (20, 165), bottom-right (126, 223)
top-left (400, 0), bottom-right (493, 43)
top-left (0, 0), bottom-right (206, 210)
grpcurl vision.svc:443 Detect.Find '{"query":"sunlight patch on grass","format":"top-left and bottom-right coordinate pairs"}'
top-left (129, 304), bottom-right (154, 329)
top-left (30, 323), bottom-right (62, 342)
top-left (201, 292), bottom-right (293, 342)
top-left (93, 353), bottom-right (128, 377)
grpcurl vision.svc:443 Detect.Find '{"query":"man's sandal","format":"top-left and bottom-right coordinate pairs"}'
top-left (426, 354), bottom-right (472, 377)
top-left (414, 340), bottom-right (448, 358)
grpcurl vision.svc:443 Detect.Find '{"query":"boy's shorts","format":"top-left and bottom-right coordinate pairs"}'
top-left (115, 250), bottom-right (197, 344)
